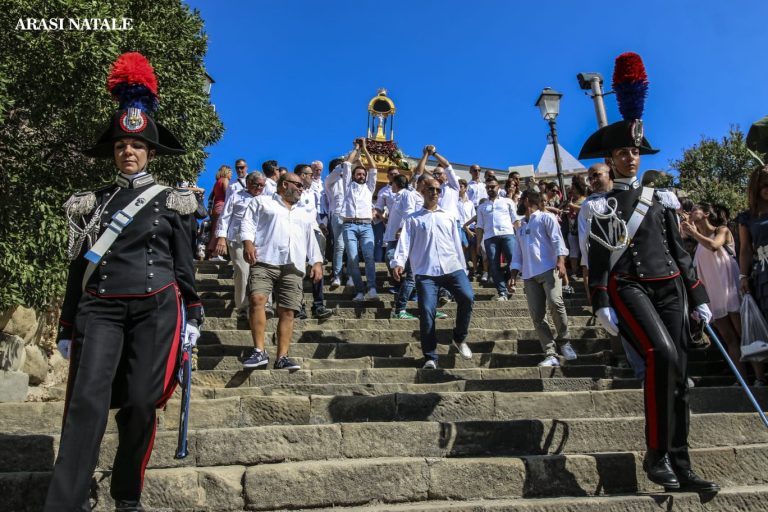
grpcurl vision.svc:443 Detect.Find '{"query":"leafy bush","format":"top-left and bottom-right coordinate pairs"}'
top-left (0, 0), bottom-right (223, 311)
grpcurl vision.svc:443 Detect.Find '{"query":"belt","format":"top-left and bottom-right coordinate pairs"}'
top-left (343, 218), bottom-right (372, 224)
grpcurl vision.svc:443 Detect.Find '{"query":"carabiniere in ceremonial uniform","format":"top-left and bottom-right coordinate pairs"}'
top-left (45, 52), bottom-right (202, 512)
top-left (579, 52), bottom-right (718, 493)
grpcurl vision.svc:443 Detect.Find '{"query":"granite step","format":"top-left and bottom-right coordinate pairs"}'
top-left (5, 447), bottom-right (765, 511)
top-left (3, 414), bottom-right (767, 473)
top-left (5, 388), bottom-right (768, 435)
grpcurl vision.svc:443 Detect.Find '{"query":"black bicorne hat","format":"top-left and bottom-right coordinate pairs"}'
top-left (83, 52), bottom-right (185, 158)
top-left (578, 52), bottom-right (659, 160)
top-left (578, 120), bottom-right (659, 160)
top-left (747, 115), bottom-right (768, 155)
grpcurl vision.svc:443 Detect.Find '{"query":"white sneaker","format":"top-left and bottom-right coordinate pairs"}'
top-left (560, 342), bottom-right (578, 361)
top-left (330, 277), bottom-right (341, 289)
top-left (480, 272), bottom-right (489, 282)
top-left (453, 341), bottom-right (473, 359)
top-left (365, 288), bottom-right (378, 300)
top-left (754, 379), bottom-right (766, 387)
top-left (495, 294), bottom-right (508, 301)
top-left (353, 292), bottom-right (365, 302)
top-left (423, 359), bottom-right (438, 370)
top-left (538, 355), bottom-right (560, 367)
top-left (210, 255), bottom-right (225, 261)
top-left (346, 277), bottom-right (354, 287)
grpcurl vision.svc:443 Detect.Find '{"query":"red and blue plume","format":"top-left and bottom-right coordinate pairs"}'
top-left (106, 52), bottom-right (159, 113)
top-left (612, 52), bottom-right (648, 121)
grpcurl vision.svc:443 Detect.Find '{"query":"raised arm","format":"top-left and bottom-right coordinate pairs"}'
top-left (410, 146), bottom-right (431, 187)
top-left (433, 148), bottom-right (459, 190)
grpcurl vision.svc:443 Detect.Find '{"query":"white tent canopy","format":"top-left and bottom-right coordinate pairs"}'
top-left (535, 143), bottom-right (585, 174)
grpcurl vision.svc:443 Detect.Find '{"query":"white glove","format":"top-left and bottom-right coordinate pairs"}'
top-left (57, 339), bottom-right (71, 360)
top-left (692, 304), bottom-right (712, 325)
top-left (185, 323), bottom-right (200, 347)
top-left (596, 307), bottom-right (619, 336)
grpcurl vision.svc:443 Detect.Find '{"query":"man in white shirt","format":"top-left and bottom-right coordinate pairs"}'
top-left (392, 178), bottom-right (474, 369)
top-left (466, 164), bottom-right (488, 207)
top-left (324, 158), bottom-right (346, 288)
top-left (310, 160), bottom-right (324, 197)
top-left (476, 177), bottom-right (519, 300)
top-left (226, 158), bottom-right (248, 201)
top-left (214, 171), bottom-right (265, 319)
top-left (457, 179), bottom-right (477, 276)
top-left (295, 164), bottom-right (333, 319)
top-left (374, 166), bottom-right (401, 263)
top-left (262, 159), bottom-right (279, 196)
top-left (411, 145), bottom-right (460, 306)
top-left (326, 139), bottom-right (378, 301)
top-left (239, 174), bottom-right (323, 371)
top-left (510, 189), bottom-right (577, 367)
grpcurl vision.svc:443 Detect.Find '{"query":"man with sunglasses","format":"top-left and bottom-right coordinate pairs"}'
top-left (326, 138), bottom-right (378, 301)
top-left (392, 178), bottom-right (474, 369)
top-left (466, 164), bottom-right (488, 207)
top-left (215, 171), bottom-right (266, 320)
top-left (226, 158), bottom-right (248, 201)
top-left (239, 173), bottom-right (323, 370)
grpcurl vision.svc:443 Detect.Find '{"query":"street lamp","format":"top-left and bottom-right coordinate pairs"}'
top-left (577, 72), bottom-right (609, 128)
top-left (535, 87), bottom-right (565, 194)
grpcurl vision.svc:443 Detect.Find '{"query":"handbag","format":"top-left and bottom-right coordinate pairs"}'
top-left (740, 294), bottom-right (768, 362)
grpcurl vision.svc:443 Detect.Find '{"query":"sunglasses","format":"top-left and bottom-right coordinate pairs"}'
top-left (424, 187), bottom-right (441, 193)
top-left (588, 174), bottom-right (603, 180)
top-left (253, 183), bottom-right (265, 189)
top-left (235, 165), bottom-right (246, 170)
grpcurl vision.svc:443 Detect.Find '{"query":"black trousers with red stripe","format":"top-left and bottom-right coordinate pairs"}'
top-left (44, 285), bottom-right (181, 510)
top-left (608, 274), bottom-right (692, 471)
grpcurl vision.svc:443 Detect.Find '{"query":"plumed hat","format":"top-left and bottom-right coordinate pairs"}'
top-left (83, 52), bottom-right (185, 158)
top-left (747, 115), bottom-right (768, 165)
top-left (578, 52), bottom-right (659, 160)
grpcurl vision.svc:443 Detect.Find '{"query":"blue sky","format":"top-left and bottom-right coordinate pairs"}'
top-left (186, 0), bottom-right (768, 190)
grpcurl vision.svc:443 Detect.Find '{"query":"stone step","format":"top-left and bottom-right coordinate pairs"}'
top-left (6, 447), bottom-right (766, 511)
top-left (5, 388), bottom-right (768, 435)
top-left (199, 324), bottom-right (608, 346)
top-left (198, 289), bottom-right (588, 301)
top-left (196, 339), bottom-right (724, 362)
top-left (202, 294), bottom-right (591, 312)
top-left (197, 338), bottom-right (615, 357)
top-left (3, 414), bottom-right (767, 474)
top-left (195, 352), bottom-right (612, 371)
top-left (298, 485), bottom-right (768, 512)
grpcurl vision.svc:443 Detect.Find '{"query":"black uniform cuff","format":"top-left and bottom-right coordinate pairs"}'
top-left (591, 288), bottom-right (610, 313)
top-left (57, 320), bottom-right (73, 341)
top-left (687, 280), bottom-right (709, 308)
top-left (186, 303), bottom-right (204, 325)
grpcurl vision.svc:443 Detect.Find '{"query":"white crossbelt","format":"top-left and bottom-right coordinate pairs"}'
top-left (609, 186), bottom-right (654, 271)
top-left (82, 184), bottom-right (168, 290)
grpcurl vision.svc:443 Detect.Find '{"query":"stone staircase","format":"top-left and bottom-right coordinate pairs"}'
top-left (2, 261), bottom-right (768, 511)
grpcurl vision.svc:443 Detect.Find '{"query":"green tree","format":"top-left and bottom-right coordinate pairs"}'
top-left (0, 0), bottom-right (223, 311)
top-left (671, 126), bottom-right (760, 214)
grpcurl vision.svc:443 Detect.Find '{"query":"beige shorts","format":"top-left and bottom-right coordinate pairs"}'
top-left (248, 263), bottom-right (303, 312)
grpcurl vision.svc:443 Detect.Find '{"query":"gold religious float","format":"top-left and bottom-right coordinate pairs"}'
top-left (362, 88), bottom-right (411, 185)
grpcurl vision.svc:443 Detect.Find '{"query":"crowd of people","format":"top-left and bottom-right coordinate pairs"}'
top-left (53, 50), bottom-right (768, 509)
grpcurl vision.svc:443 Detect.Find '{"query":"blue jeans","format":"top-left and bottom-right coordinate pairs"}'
top-left (484, 234), bottom-right (517, 296)
top-left (343, 222), bottom-right (376, 293)
top-left (330, 214), bottom-right (345, 279)
top-left (373, 221), bottom-right (385, 262)
top-left (416, 269), bottom-right (474, 361)
top-left (386, 241), bottom-right (415, 313)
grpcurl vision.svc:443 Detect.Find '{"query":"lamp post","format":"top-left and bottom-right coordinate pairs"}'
top-left (535, 87), bottom-right (565, 194)
top-left (577, 72), bottom-right (609, 128)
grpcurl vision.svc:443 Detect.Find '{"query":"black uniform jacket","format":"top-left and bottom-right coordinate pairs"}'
top-left (58, 174), bottom-right (202, 339)
top-left (588, 184), bottom-right (709, 312)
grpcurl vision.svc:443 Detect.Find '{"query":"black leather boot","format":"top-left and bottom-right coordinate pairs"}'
top-left (115, 499), bottom-right (145, 511)
top-left (643, 451), bottom-right (680, 490)
top-left (675, 468), bottom-right (720, 492)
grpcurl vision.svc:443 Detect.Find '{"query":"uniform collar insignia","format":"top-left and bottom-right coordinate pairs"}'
top-left (116, 172), bottom-right (155, 189)
top-left (613, 176), bottom-right (640, 191)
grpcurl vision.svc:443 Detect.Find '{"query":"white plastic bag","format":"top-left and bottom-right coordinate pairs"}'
top-left (740, 294), bottom-right (768, 362)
